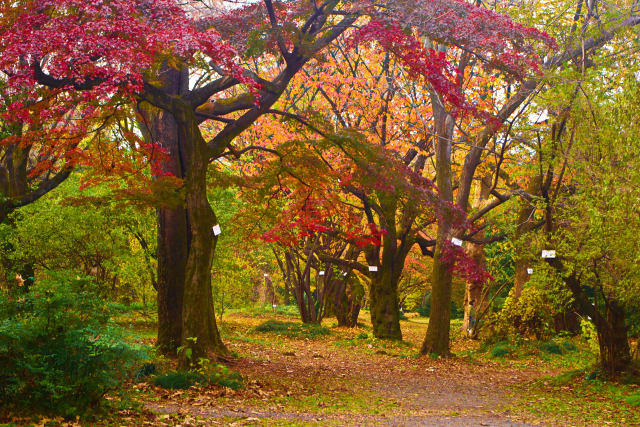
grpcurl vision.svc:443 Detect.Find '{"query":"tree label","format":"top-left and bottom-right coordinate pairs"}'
top-left (272, 304), bottom-right (277, 308)
top-left (264, 273), bottom-right (269, 277)
top-left (451, 237), bottom-right (463, 246)
top-left (212, 224), bottom-right (222, 236)
top-left (343, 272), bottom-right (348, 276)
top-left (319, 271), bottom-right (325, 276)
top-left (541, 250), bottom-right (556, 258)
top-left (527, 268), bottom-right (533, 274)
top-left (369, 266), bottom-right (378, 272)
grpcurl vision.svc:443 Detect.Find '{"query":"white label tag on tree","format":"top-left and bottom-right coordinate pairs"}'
top-left (368, 266), bottom-right (378, 272)
top-left (527, 268), bottom-right (533, 275)
top-left (264, 273), bottom-right (269, 277)
top-left (541, 250), bottom-right (556, 258)
top-left (343, 272), bottom-right (348, 276)
top-left (272, 304), bottom-right (277, 308)
top-left (451, 237), bottom-right (463, 246)
top-left (212, 224), bottom-right (222, 236)
top-left (319, 271), bottom-right (325, 276)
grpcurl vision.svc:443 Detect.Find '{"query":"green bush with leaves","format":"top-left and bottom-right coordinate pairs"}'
top-left (0, 274), bottom-right (145, 417)
top-left (488, 286), bottom-right (556, 340)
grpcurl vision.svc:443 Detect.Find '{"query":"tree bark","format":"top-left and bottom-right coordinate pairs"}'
top-left (179, 113), bottom-right (227, 368)
top-left (421, 101), bottom-right (455, 355)
top-left (369, 268), bottom-right (402, 339)
top-left (513, 175), bottom-right (542, 299)
top-left (140, 65), bottom-right (189, 356)
top-left (462, 174), bottom-right (492, 332)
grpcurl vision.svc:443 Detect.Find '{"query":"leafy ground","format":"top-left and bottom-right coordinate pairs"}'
top-left (5, 308), bottom-right (638, 426)
top-left (129, 310), bottom-right (640, 426)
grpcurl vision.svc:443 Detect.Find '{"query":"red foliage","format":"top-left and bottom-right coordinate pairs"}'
top-left (441, 241), bottom-right (493, 285)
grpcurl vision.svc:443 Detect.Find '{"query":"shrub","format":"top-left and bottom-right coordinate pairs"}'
top-left (490, 341), bottom-right (515, 358)
top-left (488, 286), bottom-right (555, 340)
top-left (253, 320), bottom-right (329, 338)
top-left (539, 341), bottom-right (563, 355)
top-left (0, 274), bottom-right (144, 417)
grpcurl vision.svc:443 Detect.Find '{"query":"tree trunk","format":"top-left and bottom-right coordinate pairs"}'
top-left (462, 242), bottom-right (487, 332)
top-left (421, 233), bottom-right (453, 355)
top-left (369, 269), bottom-right (402, 340)
top-left (140, 65), bottom-right (189, 356)
top-left (598, 300), bottom-right (631, 377)
top-left (421, 103), bottom-right (455, 356)
top-left (178, 114), bottom-right (227, 369)
top-left (513, 175), bottom-right (542, 299)
top-left (462, 174), bottom-right (491, 332)
top-left (334, 275), bottom-right (363, 327)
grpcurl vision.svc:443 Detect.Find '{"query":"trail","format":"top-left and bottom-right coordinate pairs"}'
top-left (144, 315), bottom-right (549, 426)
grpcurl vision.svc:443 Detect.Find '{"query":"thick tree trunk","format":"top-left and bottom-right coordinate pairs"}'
top-left (140, 65), bottom-right (189, 356)
top-left (334, 275), bottom-right (362, 327)
top-left (421, 232), bottom-right (453, 355)
top-left (370, 269), bottom-right (402, 340)
top-left (179, 118), bottom-right (227, 369)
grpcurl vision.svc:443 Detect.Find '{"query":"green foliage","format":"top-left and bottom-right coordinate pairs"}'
top-left (0, 274), bottom-right (145, 417)
top-left (624, 392), bottom-right (640, 407)
top-left (153, 365), bottom-right (243, 390)
top-left (490, 341), bottom-right (516, 358)
top-left (489, 285), bottom-right (555, 340)
top-left (253, 320), bottom-right (329, 338)
top-left (539, 341), bottom-right (563, 355)
top-left (0, 177), bottom-right (157, 305)
top-left (580, 319), bottom-right (600, 355)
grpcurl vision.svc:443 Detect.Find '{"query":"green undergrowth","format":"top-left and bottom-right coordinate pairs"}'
top-left (153, 367), bottom-right (243, 390)
top-left (473, 336), bottom-right (595, 369)
top-left (228, 304), bottom-right (301, 318)
top-left (516, 370), bottom-right (640, 425)
top-left (253, 320), bottom-right (330, 339)
top-left (332, 333), bottom-right (415, 357)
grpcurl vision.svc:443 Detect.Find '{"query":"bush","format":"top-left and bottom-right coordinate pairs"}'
top-left (488, 286), bottom-right (554, 340)
top-left (0, 274), bottom-right (144, 417)
top-left (539, 341), bottom-right (563, 355)
top-left (489, 341), bottom-right (516, 358)
top-left (253, 320), bottom-right (329, 338)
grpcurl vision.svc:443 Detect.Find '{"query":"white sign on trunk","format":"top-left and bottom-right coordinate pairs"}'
top-left (368, 266), bottom-right (378, 272)
top-left (541, 250), bottom-right (556, 258)
top-left (319, 271), bottom-right (325, 276)
top-left (527, 268), bottom-right (534, 275)
top-left (212, 224), bottom-right (222, 236)
top-left (451, 237), bottom-right (463, 247)
top-left (343, 272), bottom-right (348, 276)
top-left (264, 273), bottom-right (269, 277)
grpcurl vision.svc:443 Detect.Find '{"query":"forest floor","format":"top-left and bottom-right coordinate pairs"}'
top-left (127, 310), bottom-right (640, 426)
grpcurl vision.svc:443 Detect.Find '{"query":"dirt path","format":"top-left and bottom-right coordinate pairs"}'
top-left (144, 316), bottom-right (550, 426)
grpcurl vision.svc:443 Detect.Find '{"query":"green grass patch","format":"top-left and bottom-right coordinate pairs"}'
top-left (153, 366), bottom-right (243, 390)
top-left (515, 373), bottom-right (640, 425)
top-left (253, 320), bottom-right (330, 339)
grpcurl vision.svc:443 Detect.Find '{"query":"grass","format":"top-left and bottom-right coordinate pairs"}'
top-left (516, 371), bottom-right (640, 425)
top-left (253, 319), bottom-right (330, 339)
